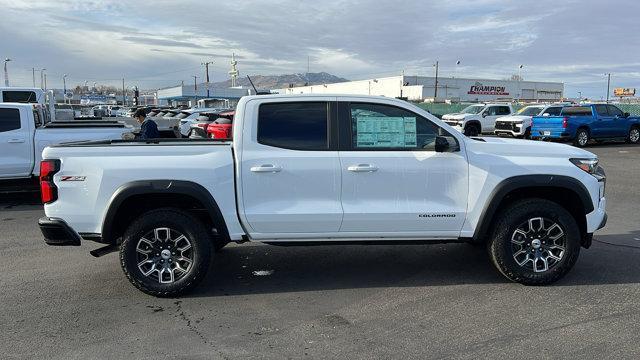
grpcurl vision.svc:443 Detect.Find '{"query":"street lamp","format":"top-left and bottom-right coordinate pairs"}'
top-left (63, 74), bottom-right (68, 104)
top-left (40, 68), bottom-right (46, 89)
top-left (3, 58), bottom-right (11, 87)
top-left (604, 73), bottom-right (611, 103)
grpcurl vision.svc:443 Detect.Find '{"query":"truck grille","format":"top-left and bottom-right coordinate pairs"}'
top-left (495, 121), bottom-right (517, 131)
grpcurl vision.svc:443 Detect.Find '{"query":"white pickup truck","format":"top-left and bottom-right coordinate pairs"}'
top-left (494, 104), bottom-right (565, 139)
top-left (0, 103), bottom-right (132, 181)
top-left (442, 103), bottom-right (514, 136)
top-left (39, 94), bottom-right (607, 297)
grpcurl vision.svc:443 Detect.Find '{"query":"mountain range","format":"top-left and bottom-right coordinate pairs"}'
top-left (211, 72), bottom-right (348, 90)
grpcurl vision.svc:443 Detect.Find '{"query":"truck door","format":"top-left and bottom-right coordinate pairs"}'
top-left (593, 104), bottom-right (614, 137)
top-left (0, 106), bottom-right (33, 179)
top-left (239, 100), bottom-right (343, 238)
top-left (606, 105), bottom-right (628, 137)
top-left (337, 101), bottom-right (468, 238)
top-left (481, 106), bottom-right (510, 132)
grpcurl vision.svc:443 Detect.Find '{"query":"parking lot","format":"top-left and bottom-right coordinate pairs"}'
top-left (1, 142), bottom-right (639, 359)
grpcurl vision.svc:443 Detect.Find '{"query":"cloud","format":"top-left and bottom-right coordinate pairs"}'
top-left (0, 0), bottom-right (638, 97)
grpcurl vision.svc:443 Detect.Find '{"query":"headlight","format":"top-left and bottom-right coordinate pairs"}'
top-left (570, 158), bottom-right (599, 175)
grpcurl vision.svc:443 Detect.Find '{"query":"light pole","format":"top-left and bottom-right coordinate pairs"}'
top-left (32, 68), bottom-right (36, 87)
top-left (604, 73), bottom-right (611, 103)
top-left (40, 68), bottom-right (46, 89)
top-left (4, 58), bottom-right (12, 87)
top-left (201, 61), bottom-right (213, 97)
top-left (433, 60), bottom-right (439, 101)
top-left (578, 91), bottom-right (582, 101)
top-left (63, 74), bottom-right (68, 104)
top-left (192, 75), bottom-right (198, 105)
top-left (518, 64), bottom-right (524, 101)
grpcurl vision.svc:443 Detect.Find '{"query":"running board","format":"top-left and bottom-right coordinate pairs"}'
top-left (89, 244), bottom-right (119, 258)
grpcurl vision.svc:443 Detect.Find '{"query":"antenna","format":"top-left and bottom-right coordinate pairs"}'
top-left (246, 75), bottom-right (269, 95)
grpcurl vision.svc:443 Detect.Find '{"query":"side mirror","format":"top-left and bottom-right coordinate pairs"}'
top-left (542, 113), bottom-right (550, 117)
top-left (624, 112), bottom-right (630, 118)
top-left (435, 136), bottom-right (450, 152)
top-left (481, 112), bottom-right (487, 118)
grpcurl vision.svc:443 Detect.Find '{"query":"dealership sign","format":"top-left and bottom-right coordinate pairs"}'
top-left (614, 88), bottom-right (636, 97)
top-left (468, 82), bottom-right (509, 96)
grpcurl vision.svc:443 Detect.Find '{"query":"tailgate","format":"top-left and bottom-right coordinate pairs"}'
top-left (532, 116), bottom-right (566, 135)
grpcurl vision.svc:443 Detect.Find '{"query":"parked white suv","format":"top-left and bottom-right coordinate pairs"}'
top-left (39, 94), bottom-right (606, 296)
top-left (495, 105), bottom-right (564, 139)
top-left (442, 103), bottom-right (513, 136)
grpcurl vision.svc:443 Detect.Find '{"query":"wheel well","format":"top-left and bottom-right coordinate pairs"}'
top-left (576, 126), bottom-right (590, 135)
top-left (105, 193), bottom-right (228, 246)
top-left (465, 121), bottom-right (481, 130)
top-left (479, 186), bottom-right (588, 246)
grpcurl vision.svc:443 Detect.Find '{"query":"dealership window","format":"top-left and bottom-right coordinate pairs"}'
top-left (0, 108), bottom-right (21, 132)
top-left (257, 102), bottom-right (328, 150)
top-left (2, 91), bottom-right (37, 103)
top-left (349, 102), bottom-right (452, 150)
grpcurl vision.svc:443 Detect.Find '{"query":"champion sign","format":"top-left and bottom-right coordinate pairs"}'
top-left (468, 82), bottom-right (509, 96)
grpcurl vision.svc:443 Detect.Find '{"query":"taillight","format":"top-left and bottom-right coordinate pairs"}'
top-left (562, 117), bottom-right (568, 128)
top-left (40, 159), bottom-right (60, 204)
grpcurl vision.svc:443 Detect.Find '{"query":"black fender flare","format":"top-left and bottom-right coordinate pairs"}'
top-left (473, 175), bottom-right (594, 240)
top-left (101, 180), bottom-right (229, 244)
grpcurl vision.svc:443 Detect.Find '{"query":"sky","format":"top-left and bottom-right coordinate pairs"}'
top-left (0, 0), bottom-right (638, 98)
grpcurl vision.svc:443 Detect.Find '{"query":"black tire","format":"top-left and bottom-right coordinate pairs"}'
top-left (627, 126), bottom-right (640, 144)
top-left (573, 128), bottom-right (590, 147)
top-left (464, 124), bottom-right (480, 137)
top-left (120, 208), bottom-right (212, 297)
top-left (487, 199), bottom-right (581, 285)
top-left (523, 127), bottom-right (531, 140)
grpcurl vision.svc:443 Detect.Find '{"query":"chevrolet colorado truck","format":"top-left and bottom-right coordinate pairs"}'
top-left (494, 104), bottom-right (564, 139)
top-left (531, 104), bottom-right (640, 147)
top-left (442, 103), bottom-right (513, 136)
top-left (39, 94), bottom-right (607, 296)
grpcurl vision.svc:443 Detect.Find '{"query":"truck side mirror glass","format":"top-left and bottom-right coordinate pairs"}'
top-left (481, 112), bottom-right (487, 118)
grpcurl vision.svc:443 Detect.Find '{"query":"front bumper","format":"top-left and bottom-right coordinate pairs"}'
top-left (39, 217), bottom-right (81, 246)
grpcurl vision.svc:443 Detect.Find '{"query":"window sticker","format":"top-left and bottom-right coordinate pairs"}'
top-left (356, 116), bottom-right (417, 148)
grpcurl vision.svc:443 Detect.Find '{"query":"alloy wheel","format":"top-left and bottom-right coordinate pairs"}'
top-left (577, 131), bottom-right (588, 146)
top-left (630, 128), bottom-right (640, 143)
top-left (135, 227), bottom-right (193, 283)
top-left (510, 217), bottom-right (566, 273)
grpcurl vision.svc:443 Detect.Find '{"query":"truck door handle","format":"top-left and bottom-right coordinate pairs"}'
top-left (347, 164), bottom-right (378, 172)
top-left (7, 138), bottom-right (25, 143)
top-left (250, 164), bottom-right (282, 173)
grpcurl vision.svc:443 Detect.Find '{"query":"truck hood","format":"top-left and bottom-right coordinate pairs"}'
top-left (442, 113), bottom-right (470, 120)
top-left (465, 136), bottom-right (596, 159)
top-left (495, 115), bottom-right (530, 123)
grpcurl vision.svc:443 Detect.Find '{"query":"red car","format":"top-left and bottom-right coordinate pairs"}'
top-left (206, 111), bottom-right (235, 139)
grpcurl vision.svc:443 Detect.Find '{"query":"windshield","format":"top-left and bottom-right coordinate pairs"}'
top-left (461, 105), bottom-right (485, 114)
top-left (517, 106), bottom-right (545, 116)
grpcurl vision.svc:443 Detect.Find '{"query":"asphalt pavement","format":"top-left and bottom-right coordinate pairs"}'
top-left (2, 142), bottom-right (640, 359)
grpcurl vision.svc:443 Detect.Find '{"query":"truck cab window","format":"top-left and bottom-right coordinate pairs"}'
top-left (258, 102), bottom-right (329, 150)
top-left (607, 105), bottom-right (623, 117)
top-left (595, 105), bottom-right (609, 117)
top-left (0, 108), bottom-right (21, 132)
top-left (2, 91), bottom-right (37, 103)
top-left (349, 102), bottom-right (452, 150)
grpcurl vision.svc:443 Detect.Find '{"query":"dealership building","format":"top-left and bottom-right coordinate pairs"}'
top-left (276, 75), bottom-right (564, 102)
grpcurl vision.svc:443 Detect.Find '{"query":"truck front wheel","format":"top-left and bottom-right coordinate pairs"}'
top-left (627, 126), bottom-right (640, 144)
top-left (488, 199), bottom-right (580, 285)
top-left (119, 208), bottom-right (212, 297)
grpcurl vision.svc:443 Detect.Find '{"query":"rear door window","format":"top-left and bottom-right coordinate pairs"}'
top-left (0, 108), bottom-right (21, 132)
top-left (258, 102), bottom-right (329, 150)
top-left (595, 105), bottom-right (609, 116)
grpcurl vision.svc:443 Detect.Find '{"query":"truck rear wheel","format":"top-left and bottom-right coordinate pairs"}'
top-left (487, 199), bottom-right (580, 285)
top-left (119, 208), bottom-right (212, 297)
top-left (573, 128), bottom-right (590, 147)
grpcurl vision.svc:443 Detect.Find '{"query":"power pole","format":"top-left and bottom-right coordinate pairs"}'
top-left (433, 60), bottom-right (439, 100)
top-left (3, 58), bottom-right (11, 87)
top-left (40, 69), bottom-right (46, 89)
top-left (32, 68), bottom-right (36, 87)
top-left (201, 61), bottom-right (213, 97)
top-left (122, 78), bottom-right (125, 106)
top-left (44, 73), bottom-right (47, 91)
top-left (605, 73), bottom-right (611, 103)
top-left (192, 75), bottom-right (198, 105)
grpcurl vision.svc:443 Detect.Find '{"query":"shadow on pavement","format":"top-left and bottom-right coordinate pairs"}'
top-left (186, 231), bottom-right (640, 298)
